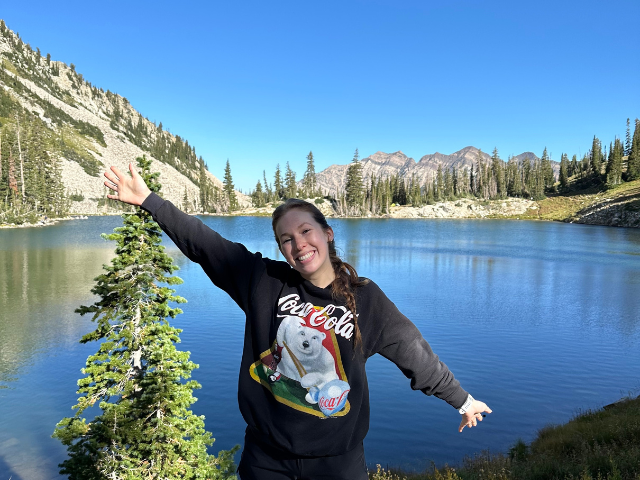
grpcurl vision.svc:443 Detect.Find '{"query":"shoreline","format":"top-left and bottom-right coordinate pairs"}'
top-left (2, 185), bottom-right (639, 229)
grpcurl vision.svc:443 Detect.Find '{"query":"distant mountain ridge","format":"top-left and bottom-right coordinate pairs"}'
top-left (314, 147), bottom-right (557, 196)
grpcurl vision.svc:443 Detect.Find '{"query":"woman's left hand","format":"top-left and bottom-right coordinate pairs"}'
top-left (459, 400), bottom-right (492, 432)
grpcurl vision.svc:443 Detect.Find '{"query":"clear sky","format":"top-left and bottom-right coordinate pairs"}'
top-left (2, 1), bottom-right (639, 191)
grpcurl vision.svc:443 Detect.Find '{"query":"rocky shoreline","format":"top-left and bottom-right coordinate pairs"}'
top-left (3, 193), bottom-right (639, 229)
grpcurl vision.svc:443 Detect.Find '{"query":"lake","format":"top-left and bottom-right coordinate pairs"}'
top-left (1, 215), bottom-right (640, 479)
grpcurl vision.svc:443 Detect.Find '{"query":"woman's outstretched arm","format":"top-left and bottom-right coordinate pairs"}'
top-left (103, 163), bottom-right (267, 312)
top-left (104, 163), bottom-right (152, 206)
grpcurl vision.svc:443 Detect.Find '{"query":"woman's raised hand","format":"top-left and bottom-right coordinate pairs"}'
top-left (104, 163), bottom-right (152, 207)
top-left (458, 399), bottom-right (492, 433)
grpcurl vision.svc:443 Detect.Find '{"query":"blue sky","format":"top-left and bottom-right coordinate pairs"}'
top-left (3, 1), bottom-right (639, 191)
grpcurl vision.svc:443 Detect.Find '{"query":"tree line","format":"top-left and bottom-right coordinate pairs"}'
top-left (0, 88), bottom-right (68, 224)
top-left (233, 117), bottom-right (640, 216)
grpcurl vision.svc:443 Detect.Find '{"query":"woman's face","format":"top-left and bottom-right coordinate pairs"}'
top-left (275, 209), bottom-right (335, 288)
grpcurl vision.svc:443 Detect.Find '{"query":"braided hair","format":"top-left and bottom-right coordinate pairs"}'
top-left (272, 199), bottom-right (368, 352)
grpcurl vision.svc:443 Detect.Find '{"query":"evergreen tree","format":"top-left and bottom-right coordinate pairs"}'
top-left (591, 136), bottom-right (603, 178)
top-left (443, 167), bottom-right (453, 200)
top-left (302, 151), bottom-right (317, 198)
top-left (223, 159), bottom-right (238, 211)
top-left (53, 156), bottom-right (237, 480)
top-left (540, 147), bottom-right (555, 192)
top-left (274, 163), bottom-right (284, 200)
top-left (627, 119), bottom-right (640, 181)
top-left (435, 164), bottom-right (444, 201)
top-left (559, 153), bottom-right (569, 190)
top-left (570, 155), bottom-right (578, 178)
top-left (252, 180), bottom-right (265, 207)
top-left (625, 118), bottom-right (632, 157)
top-left (491, 148), bottom-right (506, 198)
top-left (345, 148), bottom-right (364, 212)
top-left (284, 161), bottom-right (297, 199)
top-left (262, 170), bottom-right (273, 203)
top-left (606, 138), bottom-right (623, 188)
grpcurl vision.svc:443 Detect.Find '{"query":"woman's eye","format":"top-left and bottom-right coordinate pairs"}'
top-left (302, 229), bottom-right (310, 234)
top-left (282, 238), bottom-right (291, 244)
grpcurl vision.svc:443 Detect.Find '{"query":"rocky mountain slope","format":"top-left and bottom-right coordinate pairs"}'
top-left (0, 21), bottom-right (248, 214)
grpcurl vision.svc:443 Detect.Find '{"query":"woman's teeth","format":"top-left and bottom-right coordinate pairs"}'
top-left (298, 251), bottom-right (314, 261)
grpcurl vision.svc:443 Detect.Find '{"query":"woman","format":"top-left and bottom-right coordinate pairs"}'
top-left (104, 163), bottom-right (492, 480)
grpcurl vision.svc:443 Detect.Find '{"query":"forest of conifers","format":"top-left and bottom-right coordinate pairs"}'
top-left (247, 119), bottom-right (640, 216)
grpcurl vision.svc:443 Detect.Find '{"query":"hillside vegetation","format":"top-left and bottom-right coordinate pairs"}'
top-left (370, 396), bottom-right (640, 480)
top-left (0, 19), bottom-right (247, 225)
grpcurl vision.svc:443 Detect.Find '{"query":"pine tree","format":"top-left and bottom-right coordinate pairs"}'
top-left (274, 163), bottom-right (284, 200)
top-left (605, 138), bottom-right (623, 188)
top-left (53, 156), bottom-right (237, 480)
top-left (223, 159), bottom-right (238, 211)
top-left (345, 148), bottom-right (364, 212)
top-left (570, 155), bottom-right (578, 178)
top-left (252, 180), bottom-right (265, 207)
top-left (284, 162), bottom-right (297, 199)
top-left (302, 151), bottom-right (317, 198)
top-left (591, 136), bottom-right (602, 178)
top-left (625, 118), bottom-right (632, 157)
top-left (262, 170), bottom-right (273, 203)
top-left (627, 119), bottom-right (640, 181)
top-left (436, 164), bottom-right (444, 201)
top-left (491, 148), bottom-right (506, 198)
top-left (540, 147), bottom-right (554, 192)
top-left (559, 153), bottom-right (569, 190)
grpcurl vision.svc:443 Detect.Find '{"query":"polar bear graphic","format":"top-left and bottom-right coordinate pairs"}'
top-left (275, 316), bottom-right (339, 404)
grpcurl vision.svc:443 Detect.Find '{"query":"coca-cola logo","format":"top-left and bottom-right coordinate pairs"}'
top-left (277, 294), bottom-right (356, 340)
top-left (318, 380), bottom-right (350, 416)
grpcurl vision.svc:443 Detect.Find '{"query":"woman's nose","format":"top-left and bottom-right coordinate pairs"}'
top-left (294, 236), bottom-right (307, 250)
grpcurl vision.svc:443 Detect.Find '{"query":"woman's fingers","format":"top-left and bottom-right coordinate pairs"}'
top-left (458, 400), bottom-right (492, 432)
top-left (104, 167), bottom-right (123, 188)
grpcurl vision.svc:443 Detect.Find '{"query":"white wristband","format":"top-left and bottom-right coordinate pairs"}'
top-left (458, 394), bottom-right (474, 415)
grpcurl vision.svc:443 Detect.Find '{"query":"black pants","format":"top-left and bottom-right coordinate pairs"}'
top-left (237, 429), bottom-right (369, 480)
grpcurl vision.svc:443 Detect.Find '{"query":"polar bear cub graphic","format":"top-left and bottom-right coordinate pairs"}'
top-left (276, 316), bottom-right (339, 404)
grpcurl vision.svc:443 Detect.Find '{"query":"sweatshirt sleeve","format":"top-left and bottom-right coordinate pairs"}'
top-left (365, 282), bottom-right (468, 410)
top-left (141, 192), bottom-right (264, 312)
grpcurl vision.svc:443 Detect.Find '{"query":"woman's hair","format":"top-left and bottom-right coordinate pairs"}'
top-left (272, 199), bottom-right (368, 352)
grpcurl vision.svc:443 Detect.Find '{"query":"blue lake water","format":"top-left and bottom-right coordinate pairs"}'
top-left (1, 216), bottom-right (640, 479)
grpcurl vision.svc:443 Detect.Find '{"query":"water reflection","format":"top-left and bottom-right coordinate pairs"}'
top-left (0, 246), bottom-right (114, 387)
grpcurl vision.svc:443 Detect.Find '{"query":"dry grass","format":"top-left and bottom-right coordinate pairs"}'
top-left (370, 396), bottom-right (640, 480)
top-left (512, 179), bottom-right (640, 223)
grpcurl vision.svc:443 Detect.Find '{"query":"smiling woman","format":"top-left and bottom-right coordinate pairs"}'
top-left (103, 163), bottom-right (491, 480)
top-left (273, 207), bottom-right (335, 288)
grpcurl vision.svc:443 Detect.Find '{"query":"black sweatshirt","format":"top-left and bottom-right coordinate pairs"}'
top-left (142, 193), bottom-right (469, 457)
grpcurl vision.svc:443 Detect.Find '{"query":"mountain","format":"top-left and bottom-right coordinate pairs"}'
top-left (314, 147), bottom-right (558, 196)
top-left (0, 20), bottom-right (247, 216)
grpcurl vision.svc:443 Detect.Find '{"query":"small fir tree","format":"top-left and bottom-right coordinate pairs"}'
top-left (284, 161), bottom-right (297, 199)
top-left (591, 136), bottom-right (602, 178)
top-left (302, 151), bottom-right (317, 197)
top-left (345, 148), bottom-right (364, 211)
top-left (223, 159), bottom-right (238, 211)
top-left (625, 118), bottom-right (632, 157)
top-left (559, 153), bottom-right (569, 190)
top-left (252, 179), bottom-right (265, 207)
top-left (627, 119), bottom-right (640, 181)
top-left (53, 156), bottom-right (237, 480)
top-left (274, 163), bottom-right (284, 200)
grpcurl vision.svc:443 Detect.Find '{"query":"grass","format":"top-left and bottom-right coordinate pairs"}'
top-left (512, 179), bottom-right (640, 223)
top-left (370, 396), bottom-right (640, 480)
